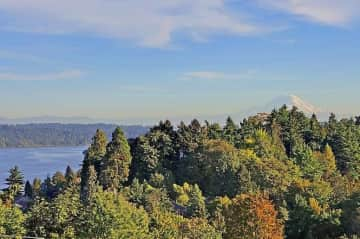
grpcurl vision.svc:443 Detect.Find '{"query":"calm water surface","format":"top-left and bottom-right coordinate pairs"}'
top-left (0, 146), bottom-right (86, 187)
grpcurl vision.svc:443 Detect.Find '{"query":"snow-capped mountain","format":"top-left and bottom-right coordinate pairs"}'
top-left (262, 94), bottom-right (321, 115)
top-left (226, 94), bottom-right (328, 123)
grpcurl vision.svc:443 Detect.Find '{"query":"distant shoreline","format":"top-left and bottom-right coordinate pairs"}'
top-left (0, 144), bottom-right (89, 150)
top-left (0, 123), bottom-right (149, 149)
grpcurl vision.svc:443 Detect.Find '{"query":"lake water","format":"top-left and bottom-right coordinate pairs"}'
top-left (0, 146), bottom-right (87, 187)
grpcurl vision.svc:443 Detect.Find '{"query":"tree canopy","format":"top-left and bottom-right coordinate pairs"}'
top-left (1, 108), bottom-right (360, 238)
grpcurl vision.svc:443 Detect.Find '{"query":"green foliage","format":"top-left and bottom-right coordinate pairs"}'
top-left (0, 201), bottom-right (26, 237)
top-left (3, 109), bottom-right (360, 238)
top-left (173, 183), bottom-right (207, 218)
top-left (31, 178), bottom-right (41, 198)
top-left (178, 139), bottom-right (242, 197)
top-left (100, 127), bottom-right (132, 192)
top-left (327, 119), bottom-right (360, 179)
top-left (179, 218), bottom-right (222, 239)
top-left (207, 196), bottom-right (232, 233)
top-left (2, 166), bottom-right (24, 203)
top-left (222, 116), bottom-right (239, 144)
top-left (149, 209), bottom-right (185, 238)
top-left (77, 189), bottom-right (151, 239)
top-left (341, 192), bottom-right (360, 236)
top-left (26, 185), bottom-right (81, 238)
top-left (80, 165), bottom-right (98, 204)
top-left (40, 167), bottom-right (77, 200)
top-left (80, 129), bottom-right (107, 201)
top-left (291, 143), bottom-right (325, 180)
top-left (285, 179), bottom-right (342, 239)
top-left (24, 180), bottom-right (33, 198)
top-left (131, 135), bottom-right (161, 181)
top-left (124, 179), bottom-right (173, 213)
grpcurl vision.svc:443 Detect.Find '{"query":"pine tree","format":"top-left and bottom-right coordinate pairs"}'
top-left (188, 184), bottom-right (207, 218)
top-left (81, 129), bottom-right (107, 198)
top-left (81, 165), bottom-right (98, 204)
top-left (24, 180), bottom-right (33, 198)
top-left (65, 165), bottom-right (76, 186)
top-left (305, 114), bottom-right (324, 151)
top-left (100, 127), bottom-right (132, 192)
top-left (41, 176), bottom-right (55, 199)
top-left (83, 129), bottom-right (107, 176)
top-left (223, 116), bottom-right (238, 144)
top-left (173, 183), bottom-right (207, 218)
top-left (32, 178), bottom-right (42, 199)
top-left (4, 166), bottom-right (24, 202)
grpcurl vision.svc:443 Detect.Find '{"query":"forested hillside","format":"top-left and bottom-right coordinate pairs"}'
top-left (0, 123), bottom-right (149, 148)
top-left (1, 106), bottom-right (360, 238)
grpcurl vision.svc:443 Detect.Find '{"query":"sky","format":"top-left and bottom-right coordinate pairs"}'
top-left (0, 0), bottom-right (360, 124)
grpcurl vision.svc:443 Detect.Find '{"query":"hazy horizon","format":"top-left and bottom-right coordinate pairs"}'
top-left (0, 94), bottom-right (357, 125)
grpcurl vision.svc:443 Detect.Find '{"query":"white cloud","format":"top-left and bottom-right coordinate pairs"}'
top-left (181, 70), bottom-right (302, 82)
top-left (0, 50), bottom-right (48, 63)
top-left (258, 0), bottom-right (360, 26)
top-left (182, 70), bottom-right (256, 81)
top-left (0, 70), bottom-right (84, 81)
top-left (0, 0), bottom-right (265, 48)
top-left (1, 1), bottom-right (358, 48)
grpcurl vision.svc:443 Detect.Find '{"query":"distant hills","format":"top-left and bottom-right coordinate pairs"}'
top-left (0, 116), bottom-right (112, 125)
top-left (0, 95), bottom-right (353, 147)
top-left (0, 124), bottom-right (149, 148)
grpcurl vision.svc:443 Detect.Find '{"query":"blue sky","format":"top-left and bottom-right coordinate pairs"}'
top-left (0, 0), bottom-right (360, 123)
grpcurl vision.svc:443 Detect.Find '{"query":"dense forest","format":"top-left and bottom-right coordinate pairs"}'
top-left (0, 123), bottom-right (148, 148)
top-left (1, 105), bottom-right (360, 238)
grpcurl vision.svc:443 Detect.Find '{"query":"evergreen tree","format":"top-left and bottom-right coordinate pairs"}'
top-left (131, 136), bottom-right (160, 181)
top-left (188, 184), bottom-right (207, 218)
top-left (32, 178), bottom-right (42, 199)
top-left (100, 127), bottom-right (132, 192)
top-left (341, 192), bottom-right (360, 236)
top-left (82, 129), bottom-right (107, 176)
top-left (41, 175), bottom-right (55, 199)
top-left (305, 114), bottom-right (324, 151)
top-left (291, 143), bottom-right (324, 180)
top-left (65, 165), bottom-right (76, 186)
top-left (206, 122), bottom-right (223, 140)
top-left (80, 130), bottom-right (107, 198)
top-left (327, 119), bottom-right (360, 178)
top-left (24, 180), bottom-right (33, 198)
top-left (4, 166), bottom-right (24, 202)
top-left (223, 116), bottom-right (238, 144)
top-left (173, 183), bottom-right (207, 218)
top-left (80, 165), bottom-right (98, 204)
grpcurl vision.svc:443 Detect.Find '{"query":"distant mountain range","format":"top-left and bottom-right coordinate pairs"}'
top-left (0, 116), bottom-right (111, 125)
